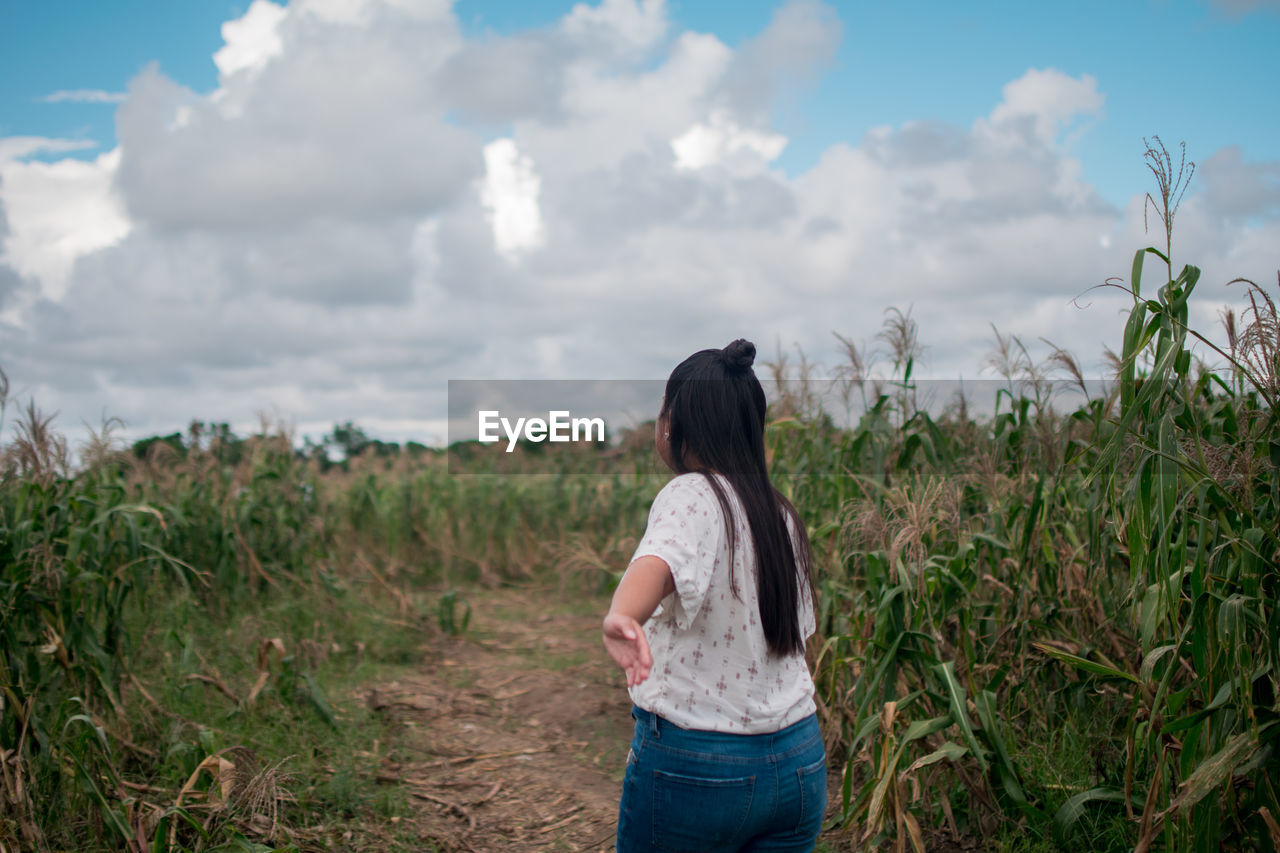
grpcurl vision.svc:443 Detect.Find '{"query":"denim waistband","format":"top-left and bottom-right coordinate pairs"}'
top-left (632, 705), bottom-right (821, 761)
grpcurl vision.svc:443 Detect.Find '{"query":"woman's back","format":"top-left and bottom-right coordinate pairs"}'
top-left (628, 471), bottom-right (816, 734)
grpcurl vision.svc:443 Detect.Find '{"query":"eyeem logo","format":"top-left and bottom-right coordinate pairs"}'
top-left (478, 410), bottom-right (606, 452)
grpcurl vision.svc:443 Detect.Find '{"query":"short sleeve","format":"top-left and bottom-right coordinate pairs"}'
top-left (630, 475), bottom-right (723, 631)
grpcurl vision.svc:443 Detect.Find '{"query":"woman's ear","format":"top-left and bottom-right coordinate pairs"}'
top-left (655, 413), bottom-right (676, 472)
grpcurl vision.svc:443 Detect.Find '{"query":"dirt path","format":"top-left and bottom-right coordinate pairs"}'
top-left (365, 584), bottom-right (848, 852)
top-left (367, 585), bottom-right (635, 851)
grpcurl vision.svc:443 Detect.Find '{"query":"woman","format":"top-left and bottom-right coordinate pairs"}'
top-left (602, 339), bottom-right (826, 852)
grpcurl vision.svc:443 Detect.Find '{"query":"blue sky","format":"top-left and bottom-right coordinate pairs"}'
top-left (0, 0), bottom-right (1277, 443)
top-left (4, 0), bottom-right (1276, 204)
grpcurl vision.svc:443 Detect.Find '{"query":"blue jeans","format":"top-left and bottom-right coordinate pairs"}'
top-left (617, 705), bottom-right (827, 852)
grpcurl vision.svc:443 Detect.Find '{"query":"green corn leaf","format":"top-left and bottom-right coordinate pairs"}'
top-left (1054, 787), bottom-right (1128, 840)
top-left (1165, 727), bottom-right (1264, 816)
top-left (1162, 683), bottom-right (1232, 735)
top-left (974, 690), bottom-right (1040, 816)
top-left (902, 714), bottom-right (953, 743)
top-left (97, 501), bottom-right (167, 527)
top-left (68, 752), bottom-right (131, 841)
top-left (1216, 594), bottom-right (1251, 646)
top-left (1018, 477), bottom-right (1044, 569)
top-left (807, 519), bottom-right (841, 540)
top-left (933, 660), bottom-right (987, 773)
top-left (64, 711), bottom-right (112, 756)
top-left (198, 727), bottom-right (217, 754)
top-left (854, 632), bottom-right (903, 728)
top-left (901, 740), bottom-right (968, 775)
top-left (1033, 643), bottom-right (1141, 685)
top-left (154, 806), bottom-right (209, 851)
top-left (854, 710), bottom-right (883, 745)
top-left (1130, 247), bottom-right (1147, 300)
top-left (974, 690), bottom-right (1016, 775)
top-left (1139, 569), bottom-right (1187, 648)
top-left (1157, 413), bottom-right (1179, 526)
top-left (301, 672), bottom-right (338, 729)
top-left (1139, 643), bottom-right (1180, 684)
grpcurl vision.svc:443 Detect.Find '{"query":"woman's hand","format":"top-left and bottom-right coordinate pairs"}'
top-left (602, 613), bottom-right (653, 687)
top-left (602, 555), bottom-right (673, 687)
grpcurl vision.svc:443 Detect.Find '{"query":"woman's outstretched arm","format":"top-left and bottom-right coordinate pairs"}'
top-left (602, 555), bottom-right (674, 687)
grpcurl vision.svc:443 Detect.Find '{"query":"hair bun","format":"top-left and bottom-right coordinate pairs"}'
top-left (721, 339), bottom-right (756, 373)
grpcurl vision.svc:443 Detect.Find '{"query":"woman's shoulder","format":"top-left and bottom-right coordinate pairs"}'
top-left (657, 472), bottom-right (718, 500)
top-left (648, 473), bottom-right (723, 515)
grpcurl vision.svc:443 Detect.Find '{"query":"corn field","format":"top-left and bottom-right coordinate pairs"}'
top-left (1, 146), bottom-right (1278, 851)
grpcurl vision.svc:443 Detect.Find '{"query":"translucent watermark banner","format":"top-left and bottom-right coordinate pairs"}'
top-left (445, 378), bottom-right (1117, 475)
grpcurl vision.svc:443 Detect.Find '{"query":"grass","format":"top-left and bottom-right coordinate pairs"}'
top-left (111, 573), bottom-right (431, 850)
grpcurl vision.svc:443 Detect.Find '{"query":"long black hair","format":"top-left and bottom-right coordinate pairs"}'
top-left (660, 339), bottom-right (813, 657)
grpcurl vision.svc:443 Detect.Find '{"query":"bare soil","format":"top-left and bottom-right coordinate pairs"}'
top-left (364, 584), bottom-right (856, 852)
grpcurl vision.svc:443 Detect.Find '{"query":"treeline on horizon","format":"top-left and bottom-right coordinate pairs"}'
top-left (126, 419), bottom-right (635, 471)
top-left (129, 421), bottom-right (435, 469)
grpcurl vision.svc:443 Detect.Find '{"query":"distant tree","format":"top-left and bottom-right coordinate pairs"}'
top-left (329, 421), bottom-right (371, 460)
top-left (131, 432), bottom-right (185, 459)
top-left (176, 420), bottom-right (246, 465)
top-left (206, 422), bottom-right (244, 465)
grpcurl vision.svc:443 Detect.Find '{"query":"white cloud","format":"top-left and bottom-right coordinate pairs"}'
top-left (480, 139), bottom-right (546, 257)
top-left (116, 24), bottom-right (479, 230)
top-left (0, 147), bottom-right (130, 302)
top-left (0, 137), bottom-right (97, 161)
top-left (295, 0), bottom-right (373, 24)
top-left (562, 0), bottom-right (668, 57)
top-left (984, 68), bottom-right (1104, 146)
top-left (295, 0), bottom-right (452, 24)
top-left (213, 0), bottom-right (288, 77)
top-left (672, 111), bottom-right (787, 173)
top-left (1199, 146), bottom-right (1280, 219)
top-left (0, 1), bottom-right (1273, 445)
top-left (718, 0), bottom-right (842, 119)
top-left (515, 30), bottom-right (732, 178)
top-left (37, 89), bottom-right (127, 104)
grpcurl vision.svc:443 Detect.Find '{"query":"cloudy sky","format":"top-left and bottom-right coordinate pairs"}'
top-left (1, 0), bottom-right (1277, 445)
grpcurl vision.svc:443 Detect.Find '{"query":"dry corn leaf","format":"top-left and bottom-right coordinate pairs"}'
top-left (176, 754), bottom-right (237, 811)
top-left (901, 808), bottom-right (925, 853)
top-left (247, 638), bottom-right (285, 706)
top-left (1260, 806), bottom-right (1280, 848)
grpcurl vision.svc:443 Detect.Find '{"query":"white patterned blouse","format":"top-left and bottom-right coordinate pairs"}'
top-left (627, 472), bottom-right (817, 734)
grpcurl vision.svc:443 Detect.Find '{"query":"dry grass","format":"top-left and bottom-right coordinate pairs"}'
top-left (3, 400), bottom-right (70, 482)
top-left (1229, 272), bottom-right (1280, 399)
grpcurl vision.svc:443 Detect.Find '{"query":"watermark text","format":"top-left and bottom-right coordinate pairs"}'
top-left (477, 410), bottom-right (606, 452)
